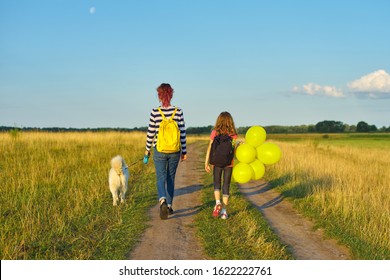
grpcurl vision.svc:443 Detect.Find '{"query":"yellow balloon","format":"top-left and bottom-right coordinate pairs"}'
top-left (249, 160), bottom-right (265, 180)
top-left (233, 162), bottom-right (254, 184)
top-left (236, 143), bottom-right (256, 163)
top-left (245, 126), bottom-right (266, 148)
top-left (256, 142), bottom-right (282, 165)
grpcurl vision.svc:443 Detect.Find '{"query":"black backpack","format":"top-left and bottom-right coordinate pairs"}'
top-left (209, 134), bottom-right (234, 167)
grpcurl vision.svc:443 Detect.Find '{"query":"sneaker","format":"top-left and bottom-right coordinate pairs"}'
top-left (168, 207), bottom-right (174, 215)
top-left (221, 209), bottom-right (228, 220)
top-left (212, 203), bottom-right (222, 218)
top-left (160, 200), bottom-right (168, 220)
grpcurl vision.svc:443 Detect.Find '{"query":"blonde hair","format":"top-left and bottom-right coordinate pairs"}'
top-left (214, 112), bottom-right (237, 135)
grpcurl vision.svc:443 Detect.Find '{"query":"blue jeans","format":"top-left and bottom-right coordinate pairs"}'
top-left (153, 148), bottom-right (181, 205)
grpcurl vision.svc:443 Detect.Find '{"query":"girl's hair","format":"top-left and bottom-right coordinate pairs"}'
top-left (214, 112), bottom-right (237, 135)
top-left (157, 83), bottom-right (174, 107)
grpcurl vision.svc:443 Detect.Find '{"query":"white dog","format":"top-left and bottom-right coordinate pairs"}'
top-left (109, 155), bottom-right (129, 206)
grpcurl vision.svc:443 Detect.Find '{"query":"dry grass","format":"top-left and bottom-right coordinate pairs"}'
top-left (3, 131), bottom-right (388, 259)
top-left (265, 136), bottom-right (390, 259)
top-left (0, 131), bottom-right (156, 259)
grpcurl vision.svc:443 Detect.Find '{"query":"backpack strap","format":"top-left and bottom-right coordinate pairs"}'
top-left (170, 107), bottom-right (178, 119)
top-left (157, 107), bottom-right (166, 119)
top-left (157, 107), bottom-right (178, 120)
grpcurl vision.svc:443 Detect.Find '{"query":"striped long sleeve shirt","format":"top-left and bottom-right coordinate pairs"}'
top-left (145, 106), bottom-right (187, 154)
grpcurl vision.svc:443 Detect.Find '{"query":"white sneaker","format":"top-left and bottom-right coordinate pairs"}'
top-left (220, 209), bottom-right (228, 220)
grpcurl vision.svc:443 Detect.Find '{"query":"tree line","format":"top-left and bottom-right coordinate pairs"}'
top-left (1, 120), bottom-right (389, 134)
top-left (257, 121), bottom-right (389, 134)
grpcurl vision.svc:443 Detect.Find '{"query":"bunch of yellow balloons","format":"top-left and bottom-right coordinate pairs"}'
top-left (233, 126), bottom-right (282, 184)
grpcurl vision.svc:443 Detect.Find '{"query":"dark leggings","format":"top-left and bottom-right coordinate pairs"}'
top-left (213, 166), bottom-right (233, 196)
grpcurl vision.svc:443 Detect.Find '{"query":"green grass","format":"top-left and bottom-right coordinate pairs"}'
top-left (194, 142), bottom-right (292, 260)
top-left (269, 133), bottom-right (390, 148)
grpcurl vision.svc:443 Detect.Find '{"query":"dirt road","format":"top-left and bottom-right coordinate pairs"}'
top-left (129, 142), bottom-right (208, 260)
top-left (239, 180), bottom-right (351, 259)
top-left (129, 142), bottom-right (351, 260)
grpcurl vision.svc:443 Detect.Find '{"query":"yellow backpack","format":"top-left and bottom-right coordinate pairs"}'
top-left (156, 107), bottom-right (181, 153)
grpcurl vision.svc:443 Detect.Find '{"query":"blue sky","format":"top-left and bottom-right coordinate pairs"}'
top-left (1, 0), bottom-right (390, 129)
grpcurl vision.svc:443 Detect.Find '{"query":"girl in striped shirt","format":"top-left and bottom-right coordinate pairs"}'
top-left (144, 83), bottom-right (187, 219)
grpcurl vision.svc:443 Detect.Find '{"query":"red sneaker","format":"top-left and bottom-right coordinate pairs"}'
top-left (212, 204), bottom-right (222, 217)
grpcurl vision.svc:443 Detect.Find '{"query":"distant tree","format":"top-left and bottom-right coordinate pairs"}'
top-left (308, 125), bottom-right (316, 133)
top-left (349, 125), bottom-right (357, 132)
top-left (237, 126), bottom-right (251, 135)
top-left (369, 125), bottom-right (378, 132)
top-left (186, 126), bottom-right (213, 134)
top-left (315, 120), bottom-right (344, 133)
top-left (264, 126), bottom-right (288, 133)
top-left (356, 121), bottom-right (378, 132)
top-left (356, 121), bottom-right (370, 132)
top-left (379, 126), bottom-right (390, 132)
top-left (293, 125), bottom-right (310, 133)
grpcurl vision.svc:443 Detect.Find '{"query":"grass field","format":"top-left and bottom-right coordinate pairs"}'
top-left (1, 131), bottom-right (389, 260)
top-left (265, 133), bottom-right (390, 259)
top-left (0, 131), bottom-right (294, 260)
top-left (0, 131), bottom-right (156, 259)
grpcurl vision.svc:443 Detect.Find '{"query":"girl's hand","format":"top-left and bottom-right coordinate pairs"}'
top-left (143, 150), bottom-right (150, 164)
top-left (205, 163), bottom-right (211, 173)
top-left (181, 154), bottom-right (187, 161)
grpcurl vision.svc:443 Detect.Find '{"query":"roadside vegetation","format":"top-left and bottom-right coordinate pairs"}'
top-left (265, 133), bottom-right (390, 259)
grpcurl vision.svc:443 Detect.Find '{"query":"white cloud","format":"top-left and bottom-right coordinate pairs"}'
top-left (293, 83), bottom-right (344, 98)
top-left (348, 70), bottom-right (390, 98)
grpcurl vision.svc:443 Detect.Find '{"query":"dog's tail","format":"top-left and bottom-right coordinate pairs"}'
top-left (111, 156), bottom-right (124, 175)
top-left (111, 155), bottom-right (143, 174)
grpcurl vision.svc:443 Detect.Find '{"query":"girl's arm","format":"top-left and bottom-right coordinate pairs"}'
top-left (177, 108), bottom-right (187, 155)
top-left (205, 140), bottom-right (213, 173)
top-left (145, 110), bottom-right (156, 154)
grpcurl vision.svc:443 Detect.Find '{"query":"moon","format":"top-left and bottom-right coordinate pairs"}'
top-left (89, 7), bottom-right (96, 14)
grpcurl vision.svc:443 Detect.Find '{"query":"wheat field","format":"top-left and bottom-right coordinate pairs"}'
top-left (0, 131), bottom-right (156, 259)
top-left (265, 135), bottom-right (390, 259)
